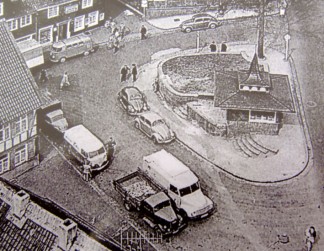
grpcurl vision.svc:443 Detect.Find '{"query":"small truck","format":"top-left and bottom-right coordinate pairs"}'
top-left (113, 170), bottom-right (187, 236)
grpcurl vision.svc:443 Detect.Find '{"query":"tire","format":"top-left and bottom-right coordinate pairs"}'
top-left (84, 51), bottom-right (90, 56)
top-left (185, 27), bottom-right (192, 33)
top-left (179, 210), bottom-right (188, 220)
top-left (135, 121), bottom-right (139, 129)
top-left (209, 23), bottom-right (217, 29)
top-left (152, 136), bottom-right (158, 144)
top-left (124, 201), bottom-right (132, 211)
top-left (59, 57), bottom-right (66, 63)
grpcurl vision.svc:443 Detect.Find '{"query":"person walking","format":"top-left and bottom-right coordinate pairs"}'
top-left (210, 41), bottom-right (217, 52)
top-left (83, 161), bottom-right (92, 182)
top-left (131, 64), bottom-right (138, 82)
top-left (120, 65), bottom-right (130, 83)
top-left (113, 38), bottom-right (120, 54)
top-left (305, 226), bottom-right (316, 251)
top-left (60, 71), bottom-right (70, 90)
top-left (140, 25), bottom-right (147, 40)
top-left (39, 69), bottom-right (49, 84)
top-left (120, 23), bottom-right (126, 38)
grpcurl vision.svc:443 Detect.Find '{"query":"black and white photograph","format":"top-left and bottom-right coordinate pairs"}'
top-left (0, 0), bottom-right (323, 250)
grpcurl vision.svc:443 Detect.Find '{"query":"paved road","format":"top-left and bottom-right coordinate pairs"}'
top-left (16, 12), bottom-right (323, 251)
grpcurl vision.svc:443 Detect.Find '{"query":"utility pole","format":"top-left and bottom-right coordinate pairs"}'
top-left (257, 0), bottom-right (265, 59)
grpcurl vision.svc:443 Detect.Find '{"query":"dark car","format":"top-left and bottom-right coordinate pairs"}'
top-left (180, 13), bottom-right (222, 33)
top-left (117, 86), bottom-right (149, 115)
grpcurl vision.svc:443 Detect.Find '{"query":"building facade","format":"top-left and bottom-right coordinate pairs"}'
top-left (0, 0), bottom-right (105, 44)
top-left (0, 22), bottom-right (42, 175)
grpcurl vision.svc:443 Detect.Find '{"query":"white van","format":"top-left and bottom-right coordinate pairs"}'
top-left (50, 34), bottom-right (99, 63)
top-left (140, 149), bottom-right (214, 220)
top-left (63, 125), bottom-right (108, 171)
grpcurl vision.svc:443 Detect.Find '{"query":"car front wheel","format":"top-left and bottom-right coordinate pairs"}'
top-left (209, 23), bottom-right (217, 29)
top-left (185, 27), bottom-right (192, 33)
top-left (59, 57), bottom-right (66, 63)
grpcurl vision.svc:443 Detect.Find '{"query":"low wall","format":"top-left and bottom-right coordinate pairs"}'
top-left (227, 121), bottom-right (280, 137)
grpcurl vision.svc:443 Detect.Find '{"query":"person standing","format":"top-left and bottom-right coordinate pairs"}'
top-left (113, 39), bottom-right (120, 54)
top-left (305, 226), bottom-right (316, 251)
top-left (83, 161), bottom-right (92, 182)
top-left (131, 64), bottom-right (138, 82)
top-left (120, 65), bottom-right (130, 83)
top-left (60, 71), bottom-right (70, 90)
top-left (120, 23), bottom-right (126, 38)
top-left (107, 137), bottom-right (116, 162)
top-left (39, 69), bottom-right (49, 84)
top-left (140, 25), bottom-right (147, 40)
top-left (210, 41), bottom-right (217, 52)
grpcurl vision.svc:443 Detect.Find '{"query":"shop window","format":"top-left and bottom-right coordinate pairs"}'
top-left (82, 0), bottom-right (93, 9)
top-left (0, 154), bottom-right (10, 174)
top-left (20, 15), bottom-right (32, 27)
top-left (15, 116), bottom-right (27, 135)
top-left (74, 15), bottom-right (85, 32)
top-left (88, 11), bottom-right (99, 27)
top-left (7, 19), bottom-right (18, 31)
top-left (39, 26), bottom-right (53, 44)
top-left (48, 6), bottom-right (59, 18)
top-left (15, 145), bottom-right (27, 166)
top-left (0, 125), bottom-right (10, 143)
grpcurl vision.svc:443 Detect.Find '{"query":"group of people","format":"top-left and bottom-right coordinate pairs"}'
top-left (120, 64), bottom-right (138, 83)
top-left (209, 41), bottom-right (227, 52)
top-left (39, 69), bottom-right (71, 91)
top-left (105, 17), bottom-right (129, 54)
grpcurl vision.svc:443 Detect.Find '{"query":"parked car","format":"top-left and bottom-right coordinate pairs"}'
top-left (44, 109), bottom-right (68, 133)
top-left (180, 13), bottom-right (222, 33)
top-left (134, 112), bottom-right (175, 144)
top-left (117, 86), bottom-right (149, 115)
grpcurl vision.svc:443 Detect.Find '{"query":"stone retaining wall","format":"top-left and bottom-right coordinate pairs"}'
top-left (227, 121), bottom-right (280, 137)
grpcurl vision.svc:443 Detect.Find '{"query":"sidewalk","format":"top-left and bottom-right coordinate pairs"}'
top-left (134, 44), bottom-right (307, 183)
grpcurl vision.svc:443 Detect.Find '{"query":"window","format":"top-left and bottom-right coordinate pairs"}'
top-left (15, 145), bottom-right (27, 165)
top-left (82, 0), bottom-right (93, 9)
top-left (0, 154), bottom-right (10, 174)
top-left (0, 125), bottom-right (10, 142)
top-left (170, 184), bottom-right (178, 194)
top-left (39, 26), bottom-right (53, 44)
top-left (20, 15), bottom-right (32, 27)
top-left (7, 19), bottom-right (18, 31)
top-left (88, 11), bottom-right (99, 27)
top-left (48, 6), bottom-right (59, 18)
top-left (0, 2), bottom-right (3, 16)
top-left (15, 116), bottom-right (27, 134)
top-left (74, 15), bottom-right (85, 32)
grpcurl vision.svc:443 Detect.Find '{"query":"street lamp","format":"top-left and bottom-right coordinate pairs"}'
top-left (284, 33), bottom-right (291, 61)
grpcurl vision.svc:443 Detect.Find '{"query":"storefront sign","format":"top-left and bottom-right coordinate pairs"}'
top-left (64, 4), bottom-right (78, 14)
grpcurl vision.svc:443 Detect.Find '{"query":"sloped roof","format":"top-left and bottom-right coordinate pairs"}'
top-left (0, 22), bottom-right (42, 124)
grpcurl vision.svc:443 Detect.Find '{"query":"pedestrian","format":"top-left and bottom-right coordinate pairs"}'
top-left (131, 64), bottom-right (138, 82)
top-left (83, 161), bottom-right (92, 182)
top-left (120, 23), bottom-right (126, 38)
top-left (60, 71), bottom-right (70, 90)
top-left (107, 136), bottom-right (116, 162)
top-left (120, 65), bottom-right (130, 83)
top-left (153, 78), bottom-right (160, 93)
top-left (210, 41), bottom-right (217, 52)
top-left (305, 226), bottom-right (316, 251)
top-left (221, 42), bottom-right (227, 52)
top-left (140, 25), bottom-right (147, 40)
top-left (113, 39), bottom-right (120, 54)
top-left (39, 68), bottom-right (49, 84)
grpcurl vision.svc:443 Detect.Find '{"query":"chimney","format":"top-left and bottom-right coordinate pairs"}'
top-left (58, 219), bottom-right (78, 250)
top-left (13, 190), bottom-right (30, 219)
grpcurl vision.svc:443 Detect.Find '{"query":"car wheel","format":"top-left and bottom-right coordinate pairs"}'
top-left (209, 23), bottom-right (217, 29)
top-left (185, 27), bottom-right (192, 33)
top-left (135, 121), bottom-right (140, 129)
top-left (59, 57), bottom-right (66, 63)
top-left (84, 51), bottom-right (90, 56)
top-left (124, 201), bottom-right (132, 211)
top-left (152, 136), bottom-right (158, 144)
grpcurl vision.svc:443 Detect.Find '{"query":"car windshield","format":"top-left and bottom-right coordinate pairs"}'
top-left (179, 182), bottom-right (200, 197)
top-left (88, 147), bottom-right (105, 158)
top-left (52, 45), bottom-right (63, 52)
top-left (152, 119), bottom-right (166, 127)
top-left (154, 199), bottom-right (171, 212)
top-left (130, 94), bottom-right (142, 100)
top-left (50, 114), bottom-right (64, 122)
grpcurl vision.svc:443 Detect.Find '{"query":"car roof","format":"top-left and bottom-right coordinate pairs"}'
top-left (122, 86), bottom-right (142, 96)
top-left (192, 13), bottom-right (214, 19)
top-left (64, 125), bottom-right (105, 153)
top-left (144, 191), bottom-right (170, 207)
top-left (140, 112), bottom-right (163, 123)
top-left (46, 109), bottom-right (63, 118)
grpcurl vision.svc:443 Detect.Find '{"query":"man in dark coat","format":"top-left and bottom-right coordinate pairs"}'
top-left (210, 41), bottom-right (217, 52)
top-left (131, 64), bottom-right (138, 82)
top-left (120, 65), bottom-right (130, 83)
top-left (140, 25), bottom-right (147, 40)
